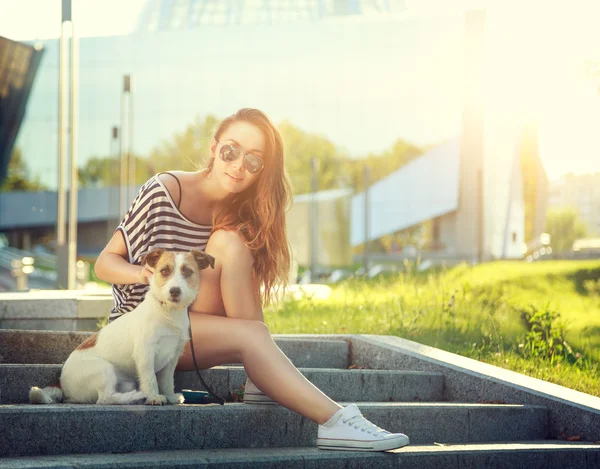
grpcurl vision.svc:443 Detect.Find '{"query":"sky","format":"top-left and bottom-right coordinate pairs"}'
top-left (1, 0), bottom-right (599, 182)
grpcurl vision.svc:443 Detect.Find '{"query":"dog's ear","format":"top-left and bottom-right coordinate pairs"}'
top-left (192, 251), bottom-right (215, 270)
top-left (140, 249), bottom-right (164, 268)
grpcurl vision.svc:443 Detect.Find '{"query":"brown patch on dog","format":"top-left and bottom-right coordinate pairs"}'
top-left (76, 333), bottom-right (98, 351)
top-left (140, 248), bottom-right (165, 268)
top-left (191, 251), bottom-right (215, 270)
top-left (179, 253), bottom-right (201, 290)
top-left (154, 251), bottom-right (176, 288)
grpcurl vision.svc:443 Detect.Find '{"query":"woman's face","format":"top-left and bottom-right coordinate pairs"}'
top-left (210, 120), bottom-right (266, 194)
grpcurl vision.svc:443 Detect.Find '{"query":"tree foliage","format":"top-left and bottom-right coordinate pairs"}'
top-left (0, 147), bottom-right (47, 192)
top-left (545, 207), bottom-right (588, 253)
top-left (146, 115), bottom-right (219, 176)
top-left (75, 115), bottom-right (423, 195)
top-left (78, 154), bottom-right (153, 188)
top-left (280, 121), bottom-right (422, 194)
top-left (77, 115), bottom-right (219, 187)
top-left (278, 120), bottom-right (345, 194)
top-left (343, 139), bottom-right (422, 193)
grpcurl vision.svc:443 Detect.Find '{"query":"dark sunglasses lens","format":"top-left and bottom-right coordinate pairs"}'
top-left (245, 155), bottom-right (264, 174)
top-left (220, 144), bottom-right (239, 162)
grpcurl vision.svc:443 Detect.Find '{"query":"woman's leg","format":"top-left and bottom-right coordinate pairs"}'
top-left (177, 314), bottom-right (341, 424)
top-left (187, 229), bottom-right (264, 322)
top-left (178, 229), bottom-right (341, 424)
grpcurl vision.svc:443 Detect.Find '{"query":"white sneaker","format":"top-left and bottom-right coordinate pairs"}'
top-left (243, 377), bottom-right (276, 405)
top-left (317, 404), bottom-right (410, 452)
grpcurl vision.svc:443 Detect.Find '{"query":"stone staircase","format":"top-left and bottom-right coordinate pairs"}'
top-left (0, 329), bottom-right (599, 468)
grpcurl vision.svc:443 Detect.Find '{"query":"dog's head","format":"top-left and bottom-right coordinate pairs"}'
top-left (140, 249), bottom-right (215, 308)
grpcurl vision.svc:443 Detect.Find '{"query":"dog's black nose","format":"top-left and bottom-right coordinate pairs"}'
top-left (169, 287), bottom-right (181, 297)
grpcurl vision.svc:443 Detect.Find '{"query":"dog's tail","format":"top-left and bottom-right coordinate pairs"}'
top-left (29, 384), bottom-right (64, 404)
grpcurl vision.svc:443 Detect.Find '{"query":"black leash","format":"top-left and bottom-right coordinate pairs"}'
top-left (186, 308), bottom-right (226, 405)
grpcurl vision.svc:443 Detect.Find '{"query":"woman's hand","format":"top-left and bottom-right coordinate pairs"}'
top-left (138, 264), bottom-right (155, 285)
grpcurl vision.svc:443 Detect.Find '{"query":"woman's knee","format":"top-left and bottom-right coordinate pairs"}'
top-left (240, 320), bottom-right (272, 348)
top-left (206, 229), bottom-right (253, 268)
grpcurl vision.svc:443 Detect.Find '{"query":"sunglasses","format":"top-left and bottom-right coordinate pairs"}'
top-left (216, 141), bottom-right (264, 174)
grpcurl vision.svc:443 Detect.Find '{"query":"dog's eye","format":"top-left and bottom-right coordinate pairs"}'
top-left (182, 267), bottom-right (193, 277)
top-left (160, 268), bottom-right (171, 277)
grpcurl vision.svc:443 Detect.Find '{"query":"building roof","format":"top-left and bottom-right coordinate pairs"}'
top-left (351, 138), bottom-right (461, 246)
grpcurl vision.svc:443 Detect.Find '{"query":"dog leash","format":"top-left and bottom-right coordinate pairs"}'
top-left (186, 308), bottom-right (226, 405)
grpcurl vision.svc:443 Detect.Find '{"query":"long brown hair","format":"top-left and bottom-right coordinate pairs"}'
top-left (206, 108), bottom-right (292, 305)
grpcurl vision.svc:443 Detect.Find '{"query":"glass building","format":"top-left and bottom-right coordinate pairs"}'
top-left (13, 0), bottom-right (464, 190)
top-left (3, 1), bottom-right (547, 265)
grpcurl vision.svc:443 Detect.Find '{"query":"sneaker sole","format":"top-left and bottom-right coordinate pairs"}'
top-left (316, 435), bottom-right (410, 452)
top-left (243, 392), bottom-right (277, 405)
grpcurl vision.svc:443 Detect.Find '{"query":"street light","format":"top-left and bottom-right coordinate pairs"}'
top-left (11, 257), bottom-right (34, 291)
top-left (309, 157), bottom-right (319, 283)
top-left (119, 75), bottom-right (134, 217)
top-left (363, 165), bottom-right (371, 272)
top-left (56, 0), bottom-right (78, 290)
top-left (106, 125), bottom-right (119, 243)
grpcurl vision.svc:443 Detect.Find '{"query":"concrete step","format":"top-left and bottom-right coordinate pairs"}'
top-left (0, 329), bottom-right (349, 368)
top-left (1, 442), bottom-right (599, 469)
top-left (0, 402), bottom-right (548, 457)
top-left (0, 364), bottom-right (444, 404)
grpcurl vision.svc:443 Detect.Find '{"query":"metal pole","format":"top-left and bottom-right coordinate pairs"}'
top-left (67, 16), bottom-right (79, 290)
top-left (56, 0), bottom-right (71, 289)
top-left (501, 130), bottom-right (523, 259)
top-left (310, 157), bottom-right (319, 283)
top-left (119, 76), bottom-right (129, 218)
top-left (477, 168), bottom-right (484, 263)
top-left (127, 76), bottom-right (135, 206)
top-left (106, 126), bottom-right (119, 243)
top-left (363, 165), bottom-right (370, 272)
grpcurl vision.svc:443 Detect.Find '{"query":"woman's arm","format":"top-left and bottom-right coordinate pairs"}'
top-left (94, 230), bottom-right (152, 285)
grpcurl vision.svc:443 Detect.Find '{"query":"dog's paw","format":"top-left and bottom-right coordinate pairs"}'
top-left (145, 394), bottom-right (167, 405)
top-left (165, 393), bottom-right (185, 405)
top-left (129, 391), bottom-right (147, 405)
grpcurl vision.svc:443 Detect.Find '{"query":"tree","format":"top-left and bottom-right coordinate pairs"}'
top-left (0, 147), bottom-right (47, 192)
top-left (278, 121), bottom-right (345, 194)
top-left (148, 114), bottom-right (220, 175)
top-left (77, 115), bottom-right (220, 188)
top-left (341, 139), bottom-right (422, 193)
top-left (279, 121), bottom-right (422, 195)
top-left (75, 115), bottom-right (423, 197)
top-left (78, 154), bottom-right (153, 188)
top-left (545, 207), bottom-right (588, 253)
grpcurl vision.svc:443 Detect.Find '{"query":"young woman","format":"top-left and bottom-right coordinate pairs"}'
top-left (94, 108), bottom-right (409, 452)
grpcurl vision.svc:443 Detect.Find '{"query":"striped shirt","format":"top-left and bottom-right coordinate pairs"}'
top-left (109, 174), bottom-right (212, 322)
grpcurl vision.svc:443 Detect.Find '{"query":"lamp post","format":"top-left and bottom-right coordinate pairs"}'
top-left (363, 165), bottom-right (371, 272)
top-left (128, 77), bottom-right (135, 207)
top-left (56, 0), bottom-right (78, 290)
top-left (309, 157), bottom-right (319, 283)
top-left (119, 75), bottom-right (133, 217)
top-left (106, 125), bottom-right (119, 243)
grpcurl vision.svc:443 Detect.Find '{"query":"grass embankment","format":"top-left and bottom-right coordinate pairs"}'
top-left (264, 260), bottom-right (600, 397)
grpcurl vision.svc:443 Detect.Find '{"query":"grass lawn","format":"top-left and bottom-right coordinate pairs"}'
top-left (264, 260), bottom-right (600, 397)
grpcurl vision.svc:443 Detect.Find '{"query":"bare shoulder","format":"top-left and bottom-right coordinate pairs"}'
top-left (157, 171), bottom-right (199, 205)
top-left (157, 171), bottom-right (183, 192)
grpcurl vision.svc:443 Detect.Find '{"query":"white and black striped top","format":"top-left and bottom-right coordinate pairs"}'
top-left (109, 173), bottom-right (212, 322)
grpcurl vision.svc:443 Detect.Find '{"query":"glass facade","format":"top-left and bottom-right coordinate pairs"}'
top-left (13, 4), bottom-right (464, 190)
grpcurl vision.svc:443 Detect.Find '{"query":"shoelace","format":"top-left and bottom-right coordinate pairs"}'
top-left (343, 415), bottom-right (390, 435)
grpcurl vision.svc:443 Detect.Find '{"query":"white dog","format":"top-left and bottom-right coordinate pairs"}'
top-left (29, 249), bottom-right (214, 405)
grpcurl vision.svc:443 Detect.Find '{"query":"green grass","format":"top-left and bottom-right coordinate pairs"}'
top-left (264, 260), bottom-right (600, 397)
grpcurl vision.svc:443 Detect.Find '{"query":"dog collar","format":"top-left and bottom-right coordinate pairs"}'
top-left (150, 291), bottom-right (167, 308)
